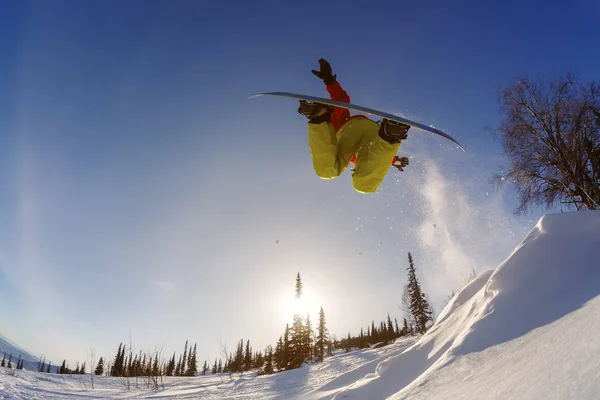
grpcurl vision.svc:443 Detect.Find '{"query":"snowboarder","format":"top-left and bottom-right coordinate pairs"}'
top-left (298, 58), bottom-right (410, 194)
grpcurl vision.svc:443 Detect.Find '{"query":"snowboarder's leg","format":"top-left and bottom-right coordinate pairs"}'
top-left (302, 101), bottom-right (358, 179)
top-left (346, 119), bottom-right (401, 193)
top-left (307, 121), bottom-right (359, 179)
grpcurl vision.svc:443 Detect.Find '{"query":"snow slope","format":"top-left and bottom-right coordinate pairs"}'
top-left (0, 210), bottom-right (599, 399)
top-left (0, 334), bottom-right (40, 371)
top-left (305, 210), bottom-right (600, 399)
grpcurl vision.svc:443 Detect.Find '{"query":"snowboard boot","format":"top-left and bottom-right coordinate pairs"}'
top-left (298, 100), bottom-right (334, 124)
top-left (379, 119), bottom-right (410, 144)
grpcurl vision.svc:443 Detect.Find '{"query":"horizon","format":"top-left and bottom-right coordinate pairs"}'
top-left (1, 0), bottom-right (598, 367)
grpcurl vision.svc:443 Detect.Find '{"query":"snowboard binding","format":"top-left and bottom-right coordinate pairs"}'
top-left (379, 119), bottom-right (410, 144)
top-left (298, 100), bottom-right (333, 124)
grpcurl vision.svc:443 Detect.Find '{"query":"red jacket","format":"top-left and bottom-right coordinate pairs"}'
top-left (326, 81), bottom-right (400, 166)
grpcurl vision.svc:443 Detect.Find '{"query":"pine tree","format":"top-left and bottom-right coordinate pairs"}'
top-left (401, 317), bottom-right (409, 336)
top-left (46, 362), bottom-right (51, 373)
top-left (186, 344), bottom-right (198, 376)
top-left (212, 359), bottom-right (217, 374)
top-left (283, 324), bottom-right (290, 369)
top-left (59, 360), bottom-right (66, 374)
top-left (274, 336), bottom-right (283, 370)
top-left (201, 360), bottom-right (208, 375)
top-left (406, 252), bottom-right (433, 334)
top-left (80, 361), bottom-right (86, 374)
top-left (387, 314), bottom-right (394, 341)
top-left (295, 272), bottom-right (303, 299)
top-left (217, 358), bottom-right (223, 373)
top-left (175, 354), bottom-right (183, 376)
top-left (111, 343), bottom-right (123, 376)
top-left (7, 354), bottom-right (12, 369)
top-left (182, 341), bottom-right (189, 375)
top-left (263, 346), bottom-right (274, 374)
top-left (166, 353), bottom-right (175, 376)
top-left (315, 307), bottom-right (328, 362)
top-left (16, 355), bottom-right (22, 370)
top-left (95, 357), bottom-right (104, 375)
top-left (345, 333), bottom-right (352, 353)
top-left (395, 318), bottom-right (401, 338)
top-left (243, 340), bottom-right (252, 371)
top-left (39, 356), bottom-right (46, 372)
top-left (152, 354), bottom-right (159, 376)
top-left (305, 313), bottom-right (313, 361)
top-left (1, 352), bottom-right (5, 367)
top-left (371, 321), bottom-right (377, 342)
top-left (289, 313), bottom-right (305, 369)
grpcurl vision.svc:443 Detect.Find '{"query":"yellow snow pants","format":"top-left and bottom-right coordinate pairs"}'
top-left (307, 117), bottom-right (400, 194)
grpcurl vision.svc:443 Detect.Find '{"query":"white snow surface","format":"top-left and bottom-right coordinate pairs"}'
top-left (1, 210), bottom-right (599, 399)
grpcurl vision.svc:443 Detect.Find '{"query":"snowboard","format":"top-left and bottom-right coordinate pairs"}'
top-left (250, 92), bottom-right (464, 151)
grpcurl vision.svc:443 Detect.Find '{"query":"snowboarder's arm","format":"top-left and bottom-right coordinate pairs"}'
top-left (325, 81), bottom-right (350, 104)
top-left (326, 81), bottom-right (351, 131)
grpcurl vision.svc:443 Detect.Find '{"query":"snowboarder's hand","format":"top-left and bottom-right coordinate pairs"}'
top-left (393, 157), bottom-right (409, 172)
top-left (311, 58), bottom-right (336, 85)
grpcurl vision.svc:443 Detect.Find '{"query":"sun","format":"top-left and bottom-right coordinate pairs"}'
top-left (279, 287), bottom-right (322, 322)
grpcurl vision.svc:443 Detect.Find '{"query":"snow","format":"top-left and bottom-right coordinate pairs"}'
top-left (1, 210), bottom-right (599, 399)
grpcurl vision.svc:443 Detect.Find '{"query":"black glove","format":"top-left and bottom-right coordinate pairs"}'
top-left (311, 58), bottom-right (336, 85)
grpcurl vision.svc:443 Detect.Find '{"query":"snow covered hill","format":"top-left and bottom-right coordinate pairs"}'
top-left (0, 334), bottom-right (40, 372)
top-left (0, 210), bottom-right (599, 399)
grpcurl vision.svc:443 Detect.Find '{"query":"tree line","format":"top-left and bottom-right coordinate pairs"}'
top-left (4, 252), bottom-right (434, 381)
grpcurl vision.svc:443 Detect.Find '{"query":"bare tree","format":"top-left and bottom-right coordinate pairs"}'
top-left (88, 347), bottom-right (96, 390)
top-left (217, 336), bottom-right (231, 382)
top-left (495, 73), bottom-right (600, 212)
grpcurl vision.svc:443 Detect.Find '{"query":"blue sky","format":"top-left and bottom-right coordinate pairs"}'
top-left (0, 0), bottom-right (598, 366)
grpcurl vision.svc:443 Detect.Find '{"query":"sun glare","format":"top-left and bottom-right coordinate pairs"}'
top-left (279, 288), bottom-right (322, 323)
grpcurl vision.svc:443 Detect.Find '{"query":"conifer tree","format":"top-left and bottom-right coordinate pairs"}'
top-left (282, 325), bottom-right (290, 370)
top-left (315, 306), bottom-right (328, 362)
top-left (345, 333), bottom-right (352, 352)
top-left (7, 354), bottom-right (12, 369)
top-left (395, 318), bottom-right (401, 338)
top-left (274, 336), bottom-right (283, 370)
top-left (243, 340), bottom-right (252, 371)
top-left (187, 344), bottom-right (198, 376)
top-left (1, 352), bottom-right (5, 367)
top-left (212, 359), bottom-right (217, 374)
top-left (16, 355), bottom-right (22, 370)
top-left (289, 313), bottom-right (306, 369)
top-left (59, 360), bottom-right (66, 374)
top-left (81, 361), bottom-right (86, 374)
top-left (401, 318), bottom-right (409, 336)
top-left (166, 353), bottom-right (175, 376)
top-left (263, 346), bottom-right (274, 374)
top-left (39, 356), bottom-right (46, 372)
top-left (387, 314), bottom-right (394, 340)
top-left (305, 313), bottom-right (313, 361)
top-left (201, 360), bottom-right (208, 375)
top-left (151, 354), bottom-right (159, 376)
top-left (406, 252), bottom-right (433, 334)
top-left (46, 362), bottom-right (51, 373)
top-left (295, 272), bottom-right (303, 299)
top-left (175, 354), bottom-right (183, 376)
top-left (95, 357), bottom-right (104, 375)
top-left (217, 358), bottom-right (223, 373)
top-left (182, 341), bottom-right (189, 374)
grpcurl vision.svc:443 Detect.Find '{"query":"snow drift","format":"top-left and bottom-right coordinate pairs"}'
top-left (306, 210), bottom-right (600, 399)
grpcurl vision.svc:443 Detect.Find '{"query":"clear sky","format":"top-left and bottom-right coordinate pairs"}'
top-left (1, 0), bottom-right (598, 367)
